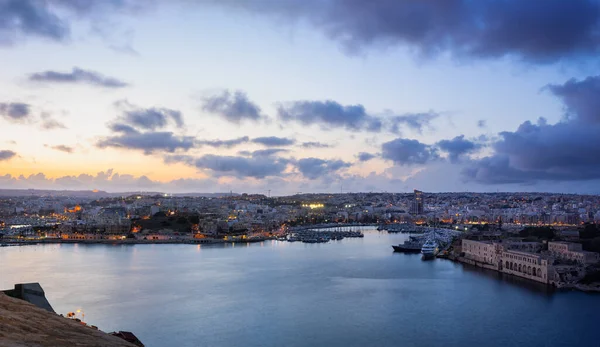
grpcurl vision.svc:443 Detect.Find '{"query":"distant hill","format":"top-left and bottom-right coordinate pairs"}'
top-left (0, 189), bottom-right (111, 197)
top-left (0, 189), bottom-right (238, 198)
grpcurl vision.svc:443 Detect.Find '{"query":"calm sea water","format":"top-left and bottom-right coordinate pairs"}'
top-left (1, 229), bottom-right (598, 347)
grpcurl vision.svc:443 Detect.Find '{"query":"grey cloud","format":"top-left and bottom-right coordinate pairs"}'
top-left (6, 1), bottom-right (600, 65)
top-left (477, 120), bottom-right (487, 128)
top-left (215, 0), bottom-right (600, 63)
top-left (0, 0), bottom-right (141, 45)
top-left (0, 150), bottom-right (16, 161)
top-left (0, 0), bottom-right (69, 44)
top-left (201, 90), bottom-right (264, 123)
top-left (465, 120), bottom-right (600, 184)
top-left (278, 100), bottom-right (382, 132)
top-left (97, 131), bottom-right (195, 154)
top-left (239, 148), bottom-right (290, 157)
top-left (109, 123), bottom-right (138, 134)
top-left (390, 112), bottom-right (439, 134)
top-left (193, 154), bottom-right (289, 178)
top-left (123, 107), bottom-right (183, 130)
top-left (29, 67), bottom-right (128, 88)
top-left (466, 74), bottom-right (600, 185)
top-left (40, 112), bottom-right (66, 130)
top-left (436, 135), bottom-right (481, 163)
top-left (356, 152), bottom-right (377, 162)
top-left (381, 138), bottom-right (439, 165)
top-left (46, 144), bottom-right (74, 153)
top-left (301, 141), bottom-right (332, 148)
top-left (0, 102), bottom-right (31, 122)
top-left (278, 100), bottom-right (440, 134)
top-left (163, 154), bottom-right (195, 165)
top-left (296, 157), bottom-right (351, 180)
top-left (197, 136), bottom-right (249, 148)
top-left (0, 169), bottom-right (163, 191)
top-left (546, 75), bottom-right (600, 124)
top-left (252, 136), bottom-right (296, 147)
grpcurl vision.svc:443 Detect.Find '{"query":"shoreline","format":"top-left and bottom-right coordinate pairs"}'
top-left (0, 238), bottom-right (274, 246)
top-left (449, 255), bottom-right (600, 294)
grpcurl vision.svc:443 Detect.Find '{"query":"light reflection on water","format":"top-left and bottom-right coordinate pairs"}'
top-left (1, 230), bottom-right (597, 347)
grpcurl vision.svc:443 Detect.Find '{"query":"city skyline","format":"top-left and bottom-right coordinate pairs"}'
top-left (2, 1), bottom-right (600, 194)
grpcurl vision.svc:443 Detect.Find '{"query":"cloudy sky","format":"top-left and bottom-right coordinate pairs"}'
top-left (1, 0), bottom-right (600, 194)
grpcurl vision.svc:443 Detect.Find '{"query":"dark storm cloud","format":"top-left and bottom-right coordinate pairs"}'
top-left (215, 0), bottom-right (600, 63)
top-left (0, 150), bottom-right (16, 161)
top-left (436, 135), bottom-right (481, 163)
top-left (301, 141), bottom-right (333, 149)
top-left (6, 1), bottom-right (600, 64)
top-left (29, 67), bottom-right (128, 88)
top-left (251, 136), bottom-right (296, 147)
top-left (197, 136), bottom-right (249, 148)
top-left (97, 131), bottom-right (195, 154)
top-left (465, 74), bottom-right (600, 184)
top-left (278, 100), bottom-right (382, 132)
top-left (545, 75), bottom-right (600, 124)
top-left (464, 120), bottom-right (600, 184)
top-left (123, 107), bottom-right (183, 130)
top-left (201, 90), bottom-right (264, 123)
top-left (389, 112), bottom-right (439, 134)
top-left (0, 102), bottom-right (31, 122)
top-left (381, 138), bottom-right (439, 165)
top-left (194, 154), bottom-right (289, 178)
top-left (296, 157), bottom-right (351, 180)
top-left (356, 152), bottom-right (377, 162)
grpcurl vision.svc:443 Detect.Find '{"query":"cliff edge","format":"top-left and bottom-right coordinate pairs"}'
top-left (0, 292), bottom-right (136, 347)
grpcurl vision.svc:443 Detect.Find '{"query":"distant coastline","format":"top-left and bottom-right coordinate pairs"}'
top-left (1, 237), bottom-right (271, 246)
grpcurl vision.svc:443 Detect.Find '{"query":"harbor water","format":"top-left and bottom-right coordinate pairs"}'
top-left (1, 229), bottom-right (598, 347)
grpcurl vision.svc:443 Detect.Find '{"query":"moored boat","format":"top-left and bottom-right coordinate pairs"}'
top-left (420, 239), bottom-right (438, 259)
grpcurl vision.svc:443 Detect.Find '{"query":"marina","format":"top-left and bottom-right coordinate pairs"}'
top-left (1, 228), bottom-right (596, 347)
top-left (391, 227), bottom-right (462, 260)
top-left (284, 226), bottom-right (365, 243)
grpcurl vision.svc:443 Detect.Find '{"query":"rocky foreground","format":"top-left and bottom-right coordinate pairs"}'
top-left (0, 293), bottom-right (136, 347)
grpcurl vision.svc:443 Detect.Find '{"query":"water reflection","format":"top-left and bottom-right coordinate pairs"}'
top-left (1, 230), bottom-right (596, 347)
top-left (458, 262), bottom-right (556, 296)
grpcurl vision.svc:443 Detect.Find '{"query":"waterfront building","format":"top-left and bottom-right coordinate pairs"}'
top-left (548, 241), bottom-right (600, 265)
top-left (462, 239), bottom-right (500, 267)
top-left (501, 250), bottom-right (552, 284)
top-left (462, 239), bottom-right (552, 284)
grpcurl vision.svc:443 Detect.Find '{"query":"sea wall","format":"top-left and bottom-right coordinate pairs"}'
top-left (458, 257), bottom-right (498, 271)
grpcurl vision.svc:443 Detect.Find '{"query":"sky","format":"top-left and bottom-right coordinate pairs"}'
top-left (1, 0), bottom-right (600, 194)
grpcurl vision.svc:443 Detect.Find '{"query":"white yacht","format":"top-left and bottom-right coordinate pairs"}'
top-left (420, 239), bottom-right (438, 259)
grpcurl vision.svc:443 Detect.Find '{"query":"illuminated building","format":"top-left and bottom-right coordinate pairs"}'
top-left (410, 190), bottom-right (424, 215)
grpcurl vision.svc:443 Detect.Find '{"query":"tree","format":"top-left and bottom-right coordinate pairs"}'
top-left (580, 224), bottom-right (600, 239)
top-left (519, 227), bottom-right (555, 240)
top-left (189, 215), bottom-right (200, 224)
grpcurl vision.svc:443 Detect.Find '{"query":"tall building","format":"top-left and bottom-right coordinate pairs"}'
top-left (410, 189), bottom-right (424, 215)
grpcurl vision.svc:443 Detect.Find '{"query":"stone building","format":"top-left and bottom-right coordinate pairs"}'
top-left (548, 241), bottom-right (600, 265)
top-left (501, 250), bottom-right (552, 284)
top-left (462, 239), bottom-right (552, 284)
